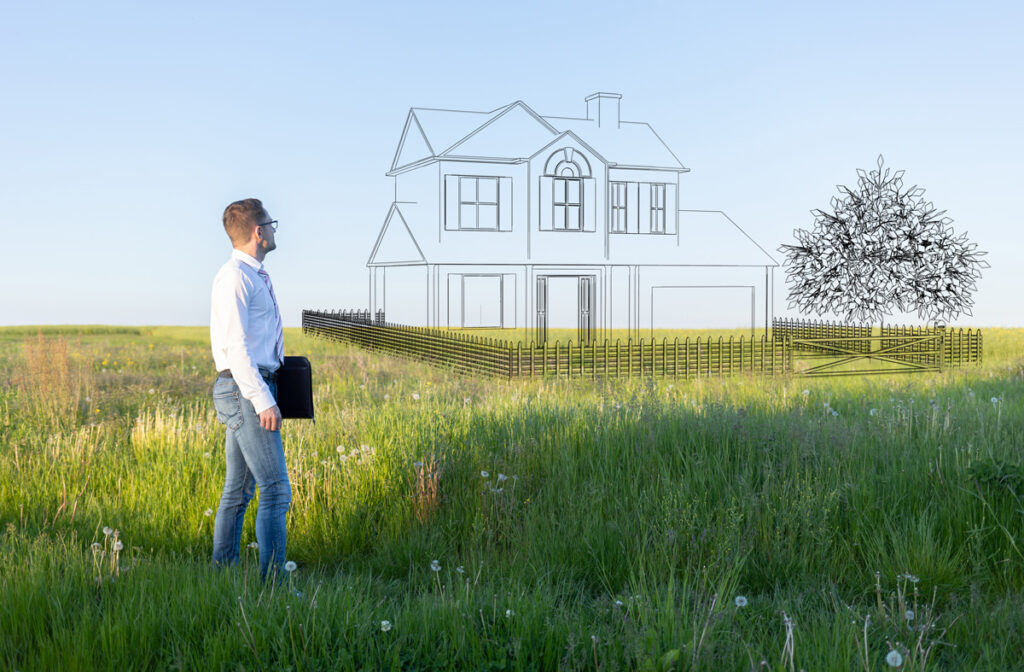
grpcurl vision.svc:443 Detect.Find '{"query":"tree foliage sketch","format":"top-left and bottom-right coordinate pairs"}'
top-left (778, 155), bottom-right (988, 325)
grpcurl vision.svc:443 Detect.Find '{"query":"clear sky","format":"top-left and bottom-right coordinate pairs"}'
top-left (2, 0), bottom-right (1021, 327)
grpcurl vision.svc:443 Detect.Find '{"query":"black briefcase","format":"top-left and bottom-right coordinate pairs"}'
top-left (276, 356), bottom-right (314, 420)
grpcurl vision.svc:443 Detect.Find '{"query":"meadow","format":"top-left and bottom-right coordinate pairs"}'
top-left (1, 325), bottom-right (1022, 671)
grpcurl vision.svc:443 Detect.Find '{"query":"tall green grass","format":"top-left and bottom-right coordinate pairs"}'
top-left (0, 326), bottom-right (1022, 670)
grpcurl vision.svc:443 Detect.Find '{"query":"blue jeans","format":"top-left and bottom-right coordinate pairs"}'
top-left (211, 375), bottom-right (291, 578)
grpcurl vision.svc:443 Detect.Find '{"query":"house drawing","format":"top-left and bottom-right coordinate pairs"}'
top-left (367, 92), bottom-right (778, 342)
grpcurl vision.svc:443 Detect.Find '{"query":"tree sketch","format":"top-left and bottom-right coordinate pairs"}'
top-left (779, 155), bottom-right (988, 324)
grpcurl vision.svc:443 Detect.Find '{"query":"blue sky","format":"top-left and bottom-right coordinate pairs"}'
top-left (2, 0), bottom-right (1021, 326)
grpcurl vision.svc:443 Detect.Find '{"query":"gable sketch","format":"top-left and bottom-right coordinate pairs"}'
top-left (367, 92), bottom-right (779, 341)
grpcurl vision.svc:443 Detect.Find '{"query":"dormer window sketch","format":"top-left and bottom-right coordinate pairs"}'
top-left (459, 176), bottom-right (500, 230)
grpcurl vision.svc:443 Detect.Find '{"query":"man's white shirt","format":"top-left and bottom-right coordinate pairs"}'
top-left (210, 249), bottom-right (283, 413)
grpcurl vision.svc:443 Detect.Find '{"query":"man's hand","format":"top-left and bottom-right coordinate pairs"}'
top-left (259, 404), bottom-right (282, 432)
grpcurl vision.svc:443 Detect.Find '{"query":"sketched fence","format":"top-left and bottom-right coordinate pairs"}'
top-left (303, 310), bottom-right (788, 379)
top-left (303, 310), bottom-right (981, 379)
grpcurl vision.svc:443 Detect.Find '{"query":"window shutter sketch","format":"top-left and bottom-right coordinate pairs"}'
top-left (626, 182), bottom-right (639, 233)
top-left (498, 177), bottom-right (513, 231)
top-left (501, 273), bottom-right (516, 327)
top-left (638, 183), bottom-right (652, 234)
top-left (610, 182), bottom-right (627, 233)
top-left (583, 179), bottom-right (596, 232)
top-left (665, 183), bottom-right (677, 234)
top-left (650, 184), bottom-right (667, 234)
top-left (539, 176), bottom-right (553, 231)
top-left (444, 175), bottom-right (459, 231)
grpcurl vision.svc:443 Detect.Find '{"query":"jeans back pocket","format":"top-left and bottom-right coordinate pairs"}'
top-left (213, 384), bottom-right (243, 431)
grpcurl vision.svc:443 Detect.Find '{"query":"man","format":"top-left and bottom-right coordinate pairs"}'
top-left (209, 198), bottom-right (289, 578)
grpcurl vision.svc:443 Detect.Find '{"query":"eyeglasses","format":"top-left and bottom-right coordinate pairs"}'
top-left (259, 220), bottom-right (278, 232)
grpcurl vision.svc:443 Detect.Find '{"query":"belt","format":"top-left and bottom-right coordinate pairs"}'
top-left (218, 368), bottom-right (278, 382)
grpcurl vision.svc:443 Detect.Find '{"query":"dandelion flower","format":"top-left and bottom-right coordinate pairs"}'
top-left (103, 526), bottom-right (113, 537)
top-left (497, 473), bottom-right (508, 482)
top-left (885, 649), bottom-right (903, 667)
top-left (905, 609), bottom-right (914, 621)
top-left (734, 595), bottom-right (748, 608)
top-left (113, 541), bottom-right (123, 551)
top-left (284, 561), bottom-right (297, 572)
top-left (430, 559), bottom-right (441, 572)
top-left (480, 470), bottom-right (489, 478)
top-left (505, 609), bottom-right (514, 617)
top-left (490, 487), bottom-right (504, 494)
top-left (412, 393), bottom-right (420, 400)
top-left (336, 445), bottom-right (344, 453)
top-left (204, 508), bottom-right (213, 517)
top-left (802, 389), bottom-right (810, 397)
top-left (991, 396), bottom-right (999, 404)
top-left (380, 620), bottom-right (392, 632)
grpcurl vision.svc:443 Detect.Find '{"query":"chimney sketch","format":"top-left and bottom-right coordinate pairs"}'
top-left (585, 92), bottom-right (622, 129)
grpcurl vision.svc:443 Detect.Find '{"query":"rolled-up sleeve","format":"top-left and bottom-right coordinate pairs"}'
top-left (211, 269), bottom-right (277, 414)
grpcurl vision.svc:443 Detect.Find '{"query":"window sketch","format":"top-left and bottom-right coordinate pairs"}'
top-left (366, 92), bottom-right (779, 340)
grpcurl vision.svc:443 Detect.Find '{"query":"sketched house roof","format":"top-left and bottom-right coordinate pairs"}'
top-left (371, 94), bottom-right (777, 269)
top-left (389, 98), bottom-right (688, 175)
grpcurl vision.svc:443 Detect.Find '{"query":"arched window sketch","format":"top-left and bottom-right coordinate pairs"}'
top-left (366, 92), bottom-right (779, 342)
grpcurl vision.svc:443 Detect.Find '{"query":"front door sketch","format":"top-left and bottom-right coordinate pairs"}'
top-left (366, 92), bottom-right (779, 340)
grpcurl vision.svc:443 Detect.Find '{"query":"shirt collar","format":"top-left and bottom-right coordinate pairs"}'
top-left (232, 248), bottom-right (263, 272)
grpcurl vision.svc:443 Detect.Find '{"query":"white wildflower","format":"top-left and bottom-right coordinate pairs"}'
top-left (148, 388), bottom-right (155, 394)
top-left (380, 620), bottom-right (392, 632)
top-left (802, 389), bottom-right (810, 397)
top-left (991, 396), bottom-right (999, 404)
top-left (430, 559), bottom-right (441, 572)
top-left (248, 541), bottom-right (258, 549)
top-left (284, 561), bottom-right (297, 572)
top-left (885, 649), bottom-right (903, 667)
top-left (336, 445), bottom-right (344, 453)
top-left (203, 452), bottom-right (212, 458)
top-left (204, 508), bottom-right (213, 517)
top-left (480, 470), bottom-right (489, 478)
top-left (614, 599), bottom-right (624, 608)
top-left (591, 634), bottom-right (598, 643)
top-left (505, 609), bottom-right (514, 617)
top-left (734, 595), bottom-right (748, 608)
top-left (412, 393), bottom-right (420, 401)
top-left (112, 540), bottom-right (123, 551)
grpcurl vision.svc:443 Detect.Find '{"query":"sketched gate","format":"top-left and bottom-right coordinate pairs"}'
top-left (788, 331), bottom-right (944, 377)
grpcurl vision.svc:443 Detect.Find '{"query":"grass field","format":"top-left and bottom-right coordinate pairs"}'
top-left (1, 325), bottom-right (1022, 670)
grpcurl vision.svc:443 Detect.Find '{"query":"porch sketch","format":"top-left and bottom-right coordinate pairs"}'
top-left (366, 92), bottom-right (778, 342)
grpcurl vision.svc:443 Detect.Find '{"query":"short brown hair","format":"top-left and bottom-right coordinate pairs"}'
top-left (222, 198), bottom-right (267, 245)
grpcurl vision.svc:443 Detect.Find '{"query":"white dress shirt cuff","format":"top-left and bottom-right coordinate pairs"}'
top-left (249, 387), bottom-right (278, 415)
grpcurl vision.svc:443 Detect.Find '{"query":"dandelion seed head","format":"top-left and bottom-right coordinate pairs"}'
top-left (430, 559), bottom-right (441, 572)
top-left (148, 388), bottom-right (155, 394)
top-left (802, 389), bottom-right (810, 397)
top-left (103, 526), bottom-right (113, 536)
top-left (203, 452), bottom-right (212, 458)
top-left (383, 394), bottom-right (390, 400)
top-left (734, 595), bottom-right (748, 608)
top-left (480, 470), bottom-right (489, 478)
top-left (497, 473), bottom-right (508, 482)
top-left (380, 619), bottom-right (392, 632)
top-left (204, 508), bottom-right (213, 517)
top-left (455, 566), bottom-right (465, 574)
top-left (336, 445), bottom-right (344, 453)
top-left (885, 649), bottom-right (903, 667)
top-left (248, 541), bottom-right (258, 549)
top-left (614, 599), bottom-right (624, 608)
top-left (905, 609), bottom-right (914, 621)
top-left (91, 542), bottom-right (101, 551)
top-left (505, 609), bottom-right (513, 617)
top-left (284, 561), bottom-right (297, 572)
top-left (870, 408), bottom-right (878, 416)
top-left (113, 540), bottom-right (123, 551)
top-left (991, 396), bottom-right (999, 404)
top-left (412, 393), bottom-right (420, 400)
